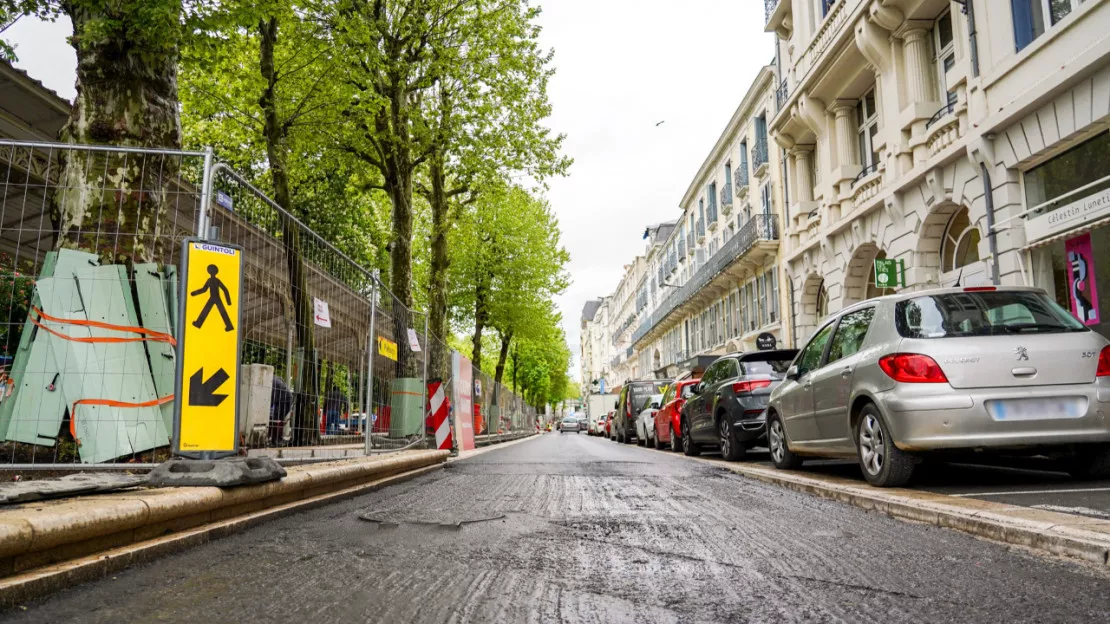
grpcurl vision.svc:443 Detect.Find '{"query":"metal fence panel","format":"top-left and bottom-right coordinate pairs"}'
top-left (0, 140), bottom-right (541, 468)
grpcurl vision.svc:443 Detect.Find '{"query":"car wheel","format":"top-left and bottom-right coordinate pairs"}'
top-left (654, 428), bottom-right (664, 450)
top-left (856, 404), bottom-right (914, 487)
top-left (670, 425), bottom-right (681, 452)
top-left (1066, 444), bottom-right (1110, 479)
top-left (681, 418), bottom-right (700, 457)
top-left (719, 418), bottom-right (745, 462)
top-left (623, 427), bottom-right (634, 444)
top-left (767, 411), bottom-right (803, 470)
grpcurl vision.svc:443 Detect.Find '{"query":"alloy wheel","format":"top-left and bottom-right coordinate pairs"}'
top-left (670, 425), bottom-right (680, 452)
top-left (859, 414), bottom-right (886, 476)
top-left (719, 420), bottom-right (731, 457)
top-left (769, 419), bottom-right (786, 464)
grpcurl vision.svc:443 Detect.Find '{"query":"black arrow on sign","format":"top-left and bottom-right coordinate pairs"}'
top-left (189, 368), bottom-right (230, 407)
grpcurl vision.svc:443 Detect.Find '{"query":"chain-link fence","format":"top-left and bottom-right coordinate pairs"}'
top-left (0, 140), bottom-right (540, 468)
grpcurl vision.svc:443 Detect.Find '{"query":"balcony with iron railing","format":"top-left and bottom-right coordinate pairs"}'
top-left (707, 202), bottom-right (718, 231)
top-left (764, 0), bottom-right (781, 23)
top-left (720, 185), bottom-right (733, 215)
top-left (686, 232), bottom-right (695, 255)
top-left (696, 218), bottom-right (706, 243)
top-left (678, 237), bottom-right (687, 260)
top-left (630, 214), bottom-right (780, 347)
top-left (775, 79), bottom-right (790, 112)
top-left (752, 140), bottom-right (769, 177)
top-left (735, 165), bottom-right (749, 198)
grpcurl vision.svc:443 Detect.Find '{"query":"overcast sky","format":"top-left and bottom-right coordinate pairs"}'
top-left (4, 2), bottom-right (774, 382)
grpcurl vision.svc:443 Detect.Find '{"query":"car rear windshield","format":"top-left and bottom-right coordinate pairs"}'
top-left (895, 291), bottom-right (1087, 338)
top-left (630, 382), bottom-right (668, 409)
top-left (737, 352), bottom-right (797, 377)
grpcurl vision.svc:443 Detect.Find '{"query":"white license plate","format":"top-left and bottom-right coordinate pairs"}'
top-left (986, 397), bottom-right (1085, 421)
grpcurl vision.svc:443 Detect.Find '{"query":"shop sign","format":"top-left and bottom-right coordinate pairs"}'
top-left (873, 258), bottom-right (906, 288)
top-left (1064, 233), bottom-right (1100, 326)
top-left (756, 332), bottom-right (777, 350)
top-left (1026, 187), bottom-right (1110, 244)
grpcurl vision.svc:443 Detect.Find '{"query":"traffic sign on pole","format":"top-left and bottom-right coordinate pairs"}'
top-left (173, 239), bottom-right (244, 457)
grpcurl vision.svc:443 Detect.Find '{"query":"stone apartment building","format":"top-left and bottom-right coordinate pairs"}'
top-left (766, 0), bottom-right (1110, 342)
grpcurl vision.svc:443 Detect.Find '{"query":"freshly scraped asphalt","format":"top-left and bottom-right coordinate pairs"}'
top-left (7, 435), bottom-right (1110, 623)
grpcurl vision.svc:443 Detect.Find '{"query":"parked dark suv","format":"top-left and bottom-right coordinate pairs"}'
top-left (612, 379), bottom-right (669, 444)
top-left (681, 350), bottom-right (798, 460)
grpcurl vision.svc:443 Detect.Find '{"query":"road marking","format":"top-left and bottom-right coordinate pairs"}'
top-left (951, 487), bottom-right (1110, 497)
top-left (1031, 504), bottom-right (1110, 519)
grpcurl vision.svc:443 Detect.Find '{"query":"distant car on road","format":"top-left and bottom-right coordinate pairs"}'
top-left (593, 412), bottom-right (611, 436)
top-left (654, 378), bottom-right (700, 451)
top-left (635, 393), bottom-right (665, 447)
top-left (767, 287), bottom-right (1110, 487)
top-left (559, 416), bottom-right (581, 433)
top-left (613, 380), bottom-right (669, 444)
top-left (682, 349), bottom-right (798, 460)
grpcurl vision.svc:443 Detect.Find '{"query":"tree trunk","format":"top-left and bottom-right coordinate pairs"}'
top-left (472, 279), bottom-right (488, 371)
top-left (426, 152), bottom-right (450, 381)
top-left (56, 2), bottom-right (183, 266)
top-left (260, 17), bottom-right (319, 445)
top-left (511, 346), bottom-right (518, 392)
top-left (494, 330), bottom-right (512, 388)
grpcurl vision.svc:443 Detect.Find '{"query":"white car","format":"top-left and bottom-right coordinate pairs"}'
top-left (635, 394), bottom-right (665, 447)
top-left (559, 416), bottom-right (582, 433)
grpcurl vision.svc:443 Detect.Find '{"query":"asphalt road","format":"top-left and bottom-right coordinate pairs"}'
top-left (7, 434), bottom-right (1110, 623)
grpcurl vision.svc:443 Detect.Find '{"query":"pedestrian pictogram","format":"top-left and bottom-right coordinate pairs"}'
top-left (191, 264), bottom-right (235, 331)
top-left (174, 240), bottom-right (244, 457)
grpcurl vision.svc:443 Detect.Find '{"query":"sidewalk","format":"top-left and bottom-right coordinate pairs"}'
top-left (0, 449), bottom-right (448, 605)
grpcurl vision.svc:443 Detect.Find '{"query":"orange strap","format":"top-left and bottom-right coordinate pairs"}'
top-left (30, 306), bottom-right (177, 346)
top-left (69, 395), bottom-right (175, 441)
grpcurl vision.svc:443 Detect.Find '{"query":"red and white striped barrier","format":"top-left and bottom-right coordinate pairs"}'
top-left (428, 381), bottom-right (451, 451)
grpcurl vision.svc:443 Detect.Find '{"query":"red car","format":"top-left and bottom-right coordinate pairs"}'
top-left (605, 412), bottom-right (614, 438)
top-left (653, 378), bottom-right (700, 451)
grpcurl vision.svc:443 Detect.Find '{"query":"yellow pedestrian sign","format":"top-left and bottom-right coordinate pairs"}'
top-left (174, 239), bottom-right (244, 456)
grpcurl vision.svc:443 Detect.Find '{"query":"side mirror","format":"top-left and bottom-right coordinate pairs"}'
top-left (785, 365), bottom-right (799, 381)
top-left (614, 400), bottom-right (619, 409)
top-left (696, 382), bottom-right (705, 394)
top-left (651, 401), bottom-right (661, 410)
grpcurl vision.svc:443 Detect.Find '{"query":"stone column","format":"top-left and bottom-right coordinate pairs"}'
top-left (793, 147), bottom-right (814, 202)
top-left (902, 26), bottom-right (935, 105)
top-left (832, 101), bottom-right (858, 169)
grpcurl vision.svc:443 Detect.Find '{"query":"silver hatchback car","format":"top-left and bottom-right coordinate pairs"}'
top-left (767, 286), bottom-right (1110, 487)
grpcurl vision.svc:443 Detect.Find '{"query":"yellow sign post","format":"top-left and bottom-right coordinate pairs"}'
top-left (174, 239), bottom-right (244, 457)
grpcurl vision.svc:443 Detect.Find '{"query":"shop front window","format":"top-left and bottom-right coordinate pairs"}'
top-left (1031, 225), bottom-right (1109, 340)
top-left (1025, 131), bottom-right (1110, 215)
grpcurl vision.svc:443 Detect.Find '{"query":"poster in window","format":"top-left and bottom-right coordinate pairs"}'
top-left (1065, 233), bottom-right (1100, 326)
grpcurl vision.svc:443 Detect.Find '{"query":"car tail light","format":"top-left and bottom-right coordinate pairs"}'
top-left (732, 379), bottom-right (772, 394)
top-left (1097, 346), bottom-right (1110, 377)
top-left (963, 286), bottom-right (996, 292)
top-left (878, 353), bottom-right (948, 383)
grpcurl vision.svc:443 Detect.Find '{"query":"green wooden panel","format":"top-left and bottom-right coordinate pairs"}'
top-left (74, 265), bottom-right (168, 461)
top-left (0, 249), bottom-right (99, 446)
top-left (390, 377), bottom-right (425, 438)
top-left (133, 263), bottom-right (176, 433)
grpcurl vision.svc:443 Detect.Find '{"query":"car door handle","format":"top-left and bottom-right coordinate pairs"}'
top-left (803, 380), bottom-right (812, 389)
top-left (840, 367), bottom-right (853, 378)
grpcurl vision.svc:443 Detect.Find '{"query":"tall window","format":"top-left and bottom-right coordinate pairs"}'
top-left (816, 279), bottom-right (829, 321)
top-left (770, 268), bottom-right (780, 324)
top-left (857, 89), bottom-right (879, 169)
top-left (820, 0), bottom-right (838, 19)
top-left (724, 296), bottom-right (732, 341)
top-left (724, 162), bottom-right (732, 194)
top-left (761, 184), bottom-right (772, 217)
top-left (934, 11), bottom-right (957, 105)
top-left (1013, 0), bottom-right (1083, 52)
top-left (707, 182), bottom-right (718, 224)
top-left (941, 206), bottom-right (982, 273)
top-left (739, 141), bottom-right (749, 182)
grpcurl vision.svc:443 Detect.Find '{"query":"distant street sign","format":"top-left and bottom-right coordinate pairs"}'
top-left (378, 336), bottom-right (398, 361)
top-left (174, 240), bottom-right (244, 457)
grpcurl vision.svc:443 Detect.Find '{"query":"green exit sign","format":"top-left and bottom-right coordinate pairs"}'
top-left (874, 258), bottom-right (906, 288)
